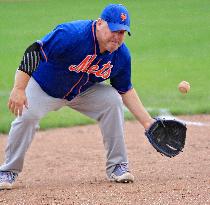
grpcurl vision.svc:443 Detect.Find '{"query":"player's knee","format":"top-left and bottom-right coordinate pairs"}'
top-left (105, 87), bottom-right (123, 108)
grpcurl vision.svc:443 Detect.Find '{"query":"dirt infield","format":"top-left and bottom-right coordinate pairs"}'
top-left (0, 115), bottom-right (210, 205)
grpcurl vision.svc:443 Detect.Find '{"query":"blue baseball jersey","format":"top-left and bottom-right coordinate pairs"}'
top-left (33, 20), bottom-right (132, 101)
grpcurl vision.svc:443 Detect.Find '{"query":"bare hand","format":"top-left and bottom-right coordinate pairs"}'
top-left (8, 88), bottom-right (28, 116)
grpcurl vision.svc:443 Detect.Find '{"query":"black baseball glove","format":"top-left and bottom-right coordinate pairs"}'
top-left (145, 118), bottom-right (187, 157)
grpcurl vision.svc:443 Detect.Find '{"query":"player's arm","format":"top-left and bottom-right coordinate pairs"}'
top-left (18, 42), bottom-right (41, 76)
top-left (8, 42), bottom-right (41, 116)
top-left (121, 88), bottom-right (155, 129)
top-left (8, 70), bottom-right (30, 116)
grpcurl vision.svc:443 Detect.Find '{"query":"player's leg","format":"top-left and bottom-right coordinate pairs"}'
top-left (0, 77), bottom-right (65, 189)
top-left (67, 83), bottom-right (134, 182)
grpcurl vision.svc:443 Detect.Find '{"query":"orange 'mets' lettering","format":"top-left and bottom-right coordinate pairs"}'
top-left (69, 55), bottom-right (97, 72)
top-left (95, 62), bottom-right (113, 79)
top-left (68, 55), bottom-right (113, 79)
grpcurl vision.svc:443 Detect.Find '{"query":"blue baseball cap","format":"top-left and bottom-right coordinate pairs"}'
top-left (100, 4), bottom-right (131, 36)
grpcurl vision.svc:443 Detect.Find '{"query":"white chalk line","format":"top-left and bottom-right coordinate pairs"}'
top-left (124, 106), bottom-right (210, 127)
top-left (157, 108), bottom-right (210, 127)
top-left (161, 117), bottom-right (210, 127)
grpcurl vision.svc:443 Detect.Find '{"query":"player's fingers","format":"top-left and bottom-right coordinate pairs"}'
top-left (24, 99), bottom-right (29, 109)
top-left (9, 102), bottom-right (16, 114)
top-left (14, 106), bottom-right (23, 117)
top-left (14, 108), bottom-right (18, 116)
top-left (14, 106), bottom-right (18, 116)
top-left (17, 107), bottom-right (23, 116)
top-left (7, 99), bottom-right (13, 110)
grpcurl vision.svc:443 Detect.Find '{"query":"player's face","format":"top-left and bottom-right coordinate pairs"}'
top-left (96, 19), bottom-right (126, 53)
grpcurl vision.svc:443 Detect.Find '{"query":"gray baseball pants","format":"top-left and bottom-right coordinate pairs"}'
top-left (0, 77), bottom-right (128, 177)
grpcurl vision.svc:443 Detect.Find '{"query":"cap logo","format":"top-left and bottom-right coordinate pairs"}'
top-left (120, 13), bottom-right (127, 21)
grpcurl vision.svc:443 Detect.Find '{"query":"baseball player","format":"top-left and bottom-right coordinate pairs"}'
top-left (0, 4), bottom-right (154, 189)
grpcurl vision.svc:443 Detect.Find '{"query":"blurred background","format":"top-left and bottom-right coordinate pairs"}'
top-left (0, 0), bottom-right (210, 133)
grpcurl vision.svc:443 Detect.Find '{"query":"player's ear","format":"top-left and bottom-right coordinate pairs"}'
top-left (96, 18), bottom-right (103, 32)
top-left (96, 18), bottom-right (103, 27)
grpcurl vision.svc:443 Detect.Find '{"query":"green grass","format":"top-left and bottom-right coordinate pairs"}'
top-left (0, 0), bottom-right (210, 133)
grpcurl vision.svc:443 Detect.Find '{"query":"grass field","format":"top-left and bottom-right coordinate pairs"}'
top-left (0, 0), bottom-right (210, 133)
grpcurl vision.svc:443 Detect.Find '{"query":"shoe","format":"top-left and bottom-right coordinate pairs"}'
top-left (109, 164), bottom-right (134, 183)
top-left (0, 171), bottom-right (18, 190)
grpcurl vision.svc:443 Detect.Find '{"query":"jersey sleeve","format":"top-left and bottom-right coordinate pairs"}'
top-left (36, 24), bottom-right (78, 62)
top-left (110, 50), bottom-right (133, 94)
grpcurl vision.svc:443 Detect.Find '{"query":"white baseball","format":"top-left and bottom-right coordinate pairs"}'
top-left (178, 81), bottom-right (190, 94)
